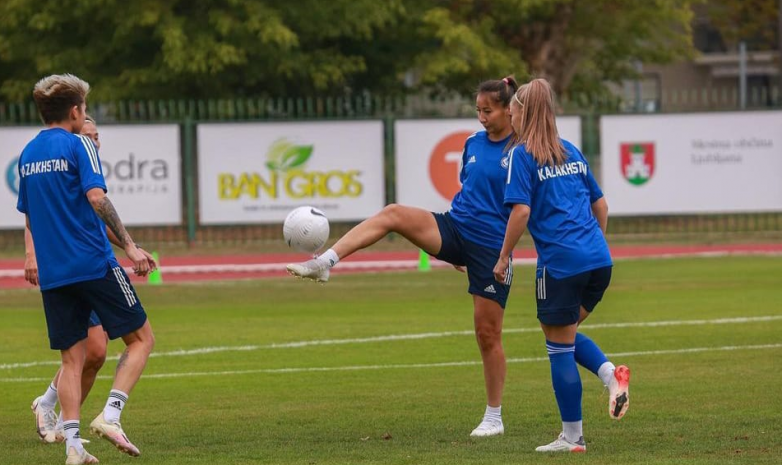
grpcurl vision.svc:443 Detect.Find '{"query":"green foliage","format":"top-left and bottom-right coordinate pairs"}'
top-left (0, 0), bottom-right (698, 101)
top-left (706, 0), bottom-right (779, 50)
top-left (488, 0), bottom-right (698, 95)
top-left (0, 0), bottom-right (405, 100)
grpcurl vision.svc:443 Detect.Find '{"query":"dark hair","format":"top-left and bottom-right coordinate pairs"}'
top-left (32, 74), bottom-right (90, 124)
top-left (477, 76), bottom-right (519, 107)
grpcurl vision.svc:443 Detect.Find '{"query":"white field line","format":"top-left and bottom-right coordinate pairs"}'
top-left (2, 343), bottom-right (781, 383)
top-left (1, 315), bottom-right (780, 371)
top-left (0, 260), bottom-right (456, 278)
top-left (1, 250), bottom-right (781, 278)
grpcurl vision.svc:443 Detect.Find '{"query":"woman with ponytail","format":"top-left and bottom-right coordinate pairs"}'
top-left (493, 78), bottom-right (630, 453)
top-left (289, 76), bottom-right (519, 437)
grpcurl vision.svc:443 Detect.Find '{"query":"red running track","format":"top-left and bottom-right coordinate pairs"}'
top-left (1, 243), bottom-right (781, 289)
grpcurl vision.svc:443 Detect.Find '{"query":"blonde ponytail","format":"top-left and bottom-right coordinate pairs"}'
top-left (511, 78), bottom-right (565, 166)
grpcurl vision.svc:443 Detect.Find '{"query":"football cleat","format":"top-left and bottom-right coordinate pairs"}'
top-left (469, 419), bottom-right (504, 437)
top-left (608, 365), bottom-right (631, 420)
top-left (31, 396), bottom-right (58, 443)
top-left (535, 433), bottom-right (586, 453)
top-left (65, 446), bottom-right (99, 464)
top-left (89, 413), bottom-right (140, 457)
top-left (286, 259), bottom-right (330, 283)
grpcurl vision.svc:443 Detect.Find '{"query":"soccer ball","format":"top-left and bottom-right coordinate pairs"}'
top-left (283, 206), bottom-right (330, 253)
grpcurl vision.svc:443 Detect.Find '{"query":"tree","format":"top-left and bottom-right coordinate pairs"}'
top-left (705, 0), bottom-right (779, 51)
top-left (407, 0), bottom-right (698, 97)
top-left (0, 0), bottom-right (698, 101)
top-left (0, 0), bottom-right (405, 100)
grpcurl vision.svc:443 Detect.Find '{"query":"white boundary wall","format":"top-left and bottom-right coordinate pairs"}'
top-left (1, 125), bottom-right (181, 229)
top-left (601, 111), bottom-right (782, 215)
top-left (198, 121), bottom-right (385, 224)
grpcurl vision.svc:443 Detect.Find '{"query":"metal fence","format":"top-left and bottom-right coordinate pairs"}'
top-left (1, 90), bottom-right (781, 251)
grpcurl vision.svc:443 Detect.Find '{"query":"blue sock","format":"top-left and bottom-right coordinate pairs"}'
top-left (574, 332), bottom-right (609, 375)
top-left (546, 340), bottom-right (582, 423)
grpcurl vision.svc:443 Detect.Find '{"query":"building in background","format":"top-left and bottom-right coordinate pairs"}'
top-left (620, 2), bottom-right (781, 112)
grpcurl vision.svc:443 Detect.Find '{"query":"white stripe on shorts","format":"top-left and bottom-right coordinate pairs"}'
top-left (536, 267), bottom-right (547, 300)
top-left (112, 267), bottom-right (136, 307)
top-left (505, 257), bottom-right (513, 286)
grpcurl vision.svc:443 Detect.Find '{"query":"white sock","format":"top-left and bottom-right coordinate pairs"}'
top-left (40, 382), bottom-right (58, 409)
top-left (62, 420), bottom-right (83, 452)
top-left (103, 389), bottom-right (128, 423)
top-left (562, 420), bottom-right (583, 443)
top-left (598, 361), bottom-right (616, 386)
top-left (483, 405), bottom-right (502, 423)
top-left (56, 412), bottom-right (63, 431)
top-left (318, 249), bottom-right (340, 268)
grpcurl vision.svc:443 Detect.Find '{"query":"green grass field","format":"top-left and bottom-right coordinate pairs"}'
top-left (2, 256), bottom-right (781, 464)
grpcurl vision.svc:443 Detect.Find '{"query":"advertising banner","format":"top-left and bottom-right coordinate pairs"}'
top-left (601, 111), bottom-right (782, 215)
top-left (395, 117), bottom-right (582, 212)
top-left (1, 125), bottom-right (181, 229)
top-left (198, 121), bottom-right (385, 224)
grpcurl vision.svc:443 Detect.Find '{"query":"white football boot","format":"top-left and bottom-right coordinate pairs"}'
top-left (535, 433), bottom-right (586, 453)
top-left (286, 259), bottom-right (329, 283)
top-left (89, 413), bottom-right (140, 457)
top-left (470, 418), bottom-right (504, 437)
top-left (31, 396), bottom-right (58, 443)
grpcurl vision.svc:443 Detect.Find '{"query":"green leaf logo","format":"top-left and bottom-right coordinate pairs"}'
top-left (265, 138), bottom-right (313, 171)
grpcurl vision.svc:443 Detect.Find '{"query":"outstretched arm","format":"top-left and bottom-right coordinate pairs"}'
top-left (86, 187), bottom-right (149, 276)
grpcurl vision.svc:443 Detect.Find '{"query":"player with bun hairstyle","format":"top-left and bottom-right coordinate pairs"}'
top-left (289, 76), bottom-right (519, 437)
top-left (494, 78), bottom-right (630, 453)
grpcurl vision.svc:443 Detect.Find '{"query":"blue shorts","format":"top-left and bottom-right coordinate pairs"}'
top-left (88, 311), bottom-right (102, 328)
top-left (433, 212), bottom-right (513, 308)
top-left (41, 264), bottom-right (147, 350)
top-left (535, 266), bottom-right (612, 326)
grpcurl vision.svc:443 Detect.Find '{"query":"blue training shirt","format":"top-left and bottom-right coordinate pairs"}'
top-left (504, 138), bottom-right (612, 278)
top-left (449, 131), bottom-right (513, 249)
top-left (16, 128), bottom-right (119, 290)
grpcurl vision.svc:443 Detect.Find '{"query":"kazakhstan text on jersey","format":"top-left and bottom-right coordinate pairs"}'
top-left (17, 128), bottom-right (119, 290)
top-left (503, 138), bottom-right (612, 278)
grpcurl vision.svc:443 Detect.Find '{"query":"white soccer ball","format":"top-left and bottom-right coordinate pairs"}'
top-left (283, 206), bottom-right (330, 253)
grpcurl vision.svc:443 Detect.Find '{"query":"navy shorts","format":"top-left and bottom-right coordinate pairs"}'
top-left (41, 264), bottom-right (147, 350)
top-left (433, 212), bottom-right (512, 308)
top-left (535, 266), bottom-right (612, 326)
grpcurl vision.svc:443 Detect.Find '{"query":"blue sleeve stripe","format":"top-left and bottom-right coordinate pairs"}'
top-left (77, 135), bottom-right (100, 174)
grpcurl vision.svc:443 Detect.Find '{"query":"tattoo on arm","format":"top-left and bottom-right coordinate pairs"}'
top-left (94, 196), bottom-right (132, 247)
top-left (116, 348), bottom-right (130, 374)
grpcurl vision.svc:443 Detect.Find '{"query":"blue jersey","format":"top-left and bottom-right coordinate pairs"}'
top-left (504, 139), bottom-right (612, 278)
top-left (449, 131), bottom-right (513, 249)
top-left (16, 128), bottom-right (118, 290)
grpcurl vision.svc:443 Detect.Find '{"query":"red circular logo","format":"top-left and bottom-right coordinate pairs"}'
top-left (428, 131), bottom-right (472, 201)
